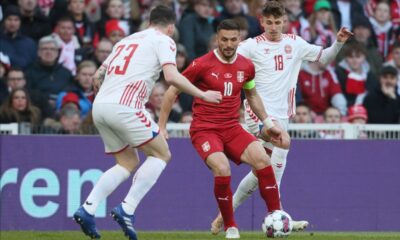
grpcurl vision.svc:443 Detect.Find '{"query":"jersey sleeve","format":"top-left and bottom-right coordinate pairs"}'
top-left (237, 38), bottom-right (254, 59)
top-left (157, 36), bottom-right (177, 66)
top-left (182, 59), bottom-right (202, 83)
top-left (296, 36), bottom-right (323, 62)
top-left (247, 60), bottom-right (256, 81)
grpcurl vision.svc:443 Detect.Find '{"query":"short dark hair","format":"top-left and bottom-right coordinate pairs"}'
top-left (149, 5), bottom-right (176, 26)
top-left (262, 0), bottom-right (285, 18)
top-left (217, 19), bottom-right (241, 32)
top-left (380, 66), bottom-right (398, 77)
top-left (343, 42), bottom-right (367, 57)
top-left (57, 15), bottom-right (74, 25)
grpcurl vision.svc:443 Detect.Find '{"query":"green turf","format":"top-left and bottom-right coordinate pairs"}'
top-left (1, 231), bottom-right (400, 240)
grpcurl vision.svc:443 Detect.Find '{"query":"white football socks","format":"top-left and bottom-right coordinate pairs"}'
top-left (232, 147), bottom-right (288, 210)
top-left (122, 157), bottom-right (167, 215)
top-left (84, 164), bottom-right (130, 215)
top-left (271, 147), bottom-right (288, 188)
top-left (232, 171), bottom-right (258, 210)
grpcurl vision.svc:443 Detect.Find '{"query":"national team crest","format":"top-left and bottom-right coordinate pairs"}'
top-left (284, 45), bottom-right (292, 54)
top-left (237, 71), bottom-right (244, 83)
top-left (202, 141), bottom-right (210, 152)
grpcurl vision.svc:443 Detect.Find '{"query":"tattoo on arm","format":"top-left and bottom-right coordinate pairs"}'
top-left (96, 66), bottom-right (107, 87)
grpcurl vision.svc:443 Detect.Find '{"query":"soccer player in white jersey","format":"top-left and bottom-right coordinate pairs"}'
top-left (210, 1), bottom-right (353, 234)
top-left (72, 5), bottom-right (222, 240)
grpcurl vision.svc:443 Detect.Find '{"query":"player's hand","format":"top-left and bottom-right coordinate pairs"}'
top-left (201, 90), bottom-right (222, 104)
top-left (260, 125), bottom-right (283, 145)
top-left (160, 127), bottom-right (169, 140)
top-left (336, 27), bottom-right (353, 43)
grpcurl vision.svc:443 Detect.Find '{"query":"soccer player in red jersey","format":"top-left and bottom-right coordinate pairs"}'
top-left (158, 19), bottom-right (289, 239)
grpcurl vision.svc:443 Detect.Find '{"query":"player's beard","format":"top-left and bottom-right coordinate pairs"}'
top-left (220, 47), bottom-right (236, 60)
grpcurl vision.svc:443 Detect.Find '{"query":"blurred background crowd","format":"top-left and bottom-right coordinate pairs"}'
top-left (0, 0), bottom-right (399, 135)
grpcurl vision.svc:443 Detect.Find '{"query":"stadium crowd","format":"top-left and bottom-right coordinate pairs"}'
top-left (0, 0), bottom-right (399, 135)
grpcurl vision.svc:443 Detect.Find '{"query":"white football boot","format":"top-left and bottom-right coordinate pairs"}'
top-left (292, 220), bottom-right (309, 231)
top-left (225, 227), bottom-right (240, 239)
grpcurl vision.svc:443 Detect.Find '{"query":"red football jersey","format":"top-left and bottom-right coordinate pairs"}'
top-left (182, 50), bottom-right (255, 131)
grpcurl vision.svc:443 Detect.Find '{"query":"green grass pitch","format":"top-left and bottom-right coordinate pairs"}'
top-left (1, 231), bottom-right (400, 240)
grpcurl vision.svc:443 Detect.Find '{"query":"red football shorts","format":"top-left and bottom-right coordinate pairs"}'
top-left (190, 124), bottom-right (257, 165)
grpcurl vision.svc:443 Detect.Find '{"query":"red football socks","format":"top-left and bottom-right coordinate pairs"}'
top-left (256, 166), bottom-right (281, 212)
top-left (214, 176), bottom-right (237, 230)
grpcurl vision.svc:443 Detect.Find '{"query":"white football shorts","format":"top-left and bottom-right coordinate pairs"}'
top-left (243, 99), bottom-right (289, 150)
top-left (93, 103), bottom-right (159, 154)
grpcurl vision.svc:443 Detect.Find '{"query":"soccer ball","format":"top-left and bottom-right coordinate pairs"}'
top-left (261, 210), bottom-right (293, 238)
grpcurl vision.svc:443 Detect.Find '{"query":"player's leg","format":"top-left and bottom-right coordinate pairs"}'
top-left (83, 148), bottom-right (138, 215)
top-left (74, 105), bottom-right (136, 239)
top-left (240, 141), bottom-right (281, 213)
top-left (120, 133), bottom-right (171, 215)
top-left (206, 152), bottom-right (239, 239)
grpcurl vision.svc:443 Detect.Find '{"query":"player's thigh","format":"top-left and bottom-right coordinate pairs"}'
top-left (114, 147), bottom-right (140, 172)
top-left (240, 141), bottom-right (271, 170)
top-left (223, 124), bottom-right (258, 165)
top-left (205, 152), bottom-right (231, 177)
top-left (138, 133), bottom-right (171, 162)
top-left (92, 104), bottom-right (128, 154)
top-left (190, 129), bottom-right (224, 164)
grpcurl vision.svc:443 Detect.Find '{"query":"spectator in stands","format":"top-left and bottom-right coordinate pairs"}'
top-left (91, 38), bottom-right (113, 67)
top-left (0, 88), bottom-right (41, 126)
top-left (369, 1), bottom-right (394, 58)
top-left (298, 61), bottom-right (347, 115)
top-left (179, 0), bottom-right (215, 61)
top-left (67, 0), bottom-right (95, 46)
top-left (347, 104), bottom-right (368, 124)
top-left (384, 41), bottom-right (400, 94)
top-left (284, 0), bottom-right (310, 38)
top-left (18, 0), bottom-right (52, 42)
top-left (292, 103), bottom-right (313, 124)
top-left (175, 44), bottom-right (194, 112)
top-left (365, 0), bottom-right (400, 30)
top-left (94, 0), bottom-right (131, 44)
top-left (25, 35), bottom-right (73, 118)
top-left (52, 16), bottom-right (80, 75)
top-left (59, 104), bottom-right (83, 134)
top-left (291, 103), bottom-right (319, 138)
top-left (246, 0), bottom-right (266, 18)
top-left (319, 106), bottom-right (342, 139)
top-left (328, 0), bottom-right (365, 30)
top-left (0, 67), bottom-right (27, 102)
top-left (305, 0), bottom-right (337, 48)
top-left (363, 66), bottom-right (400, 123)
top-left (323, 106), bottom-right (342, 124)
top-left (146, 82), bottom-right (181, 122)
top-left (335, 41), bottom-right (378, 107)
top-left (213, 0), bottom-right (262, 38)
top-left (56, 60), bottom-right (96, 118)
top-left (338, 16), bottom-right (383, 75)
top-left (0, 5), bottom-right (37, 69)
top-left (104, 19), bottom-right (129, 45)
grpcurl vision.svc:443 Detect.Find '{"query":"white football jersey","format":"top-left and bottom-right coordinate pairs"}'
top-left (95, 28), bottom-right (177, 108)
top-left (238, 34), bottom-right (322, 119)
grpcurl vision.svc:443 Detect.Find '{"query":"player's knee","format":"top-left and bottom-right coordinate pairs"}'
top-left (254, 156), bottom-right (270, 169)
top-left (214, 164), bottom-right (231, 176)
top-left (157, 149), bottom-right (172, 163)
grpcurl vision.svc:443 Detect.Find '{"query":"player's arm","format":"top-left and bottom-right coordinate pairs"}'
top-left (162, 64), bottom-right (221, 104)
top-left (318, 27), bottom-right (353, 65)
top-left (158, 85), bottom-right (180, 140)
top-left (243, 81), bottom-right (290, 149)
top-left (93, 64), bottom-right (107, 94)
